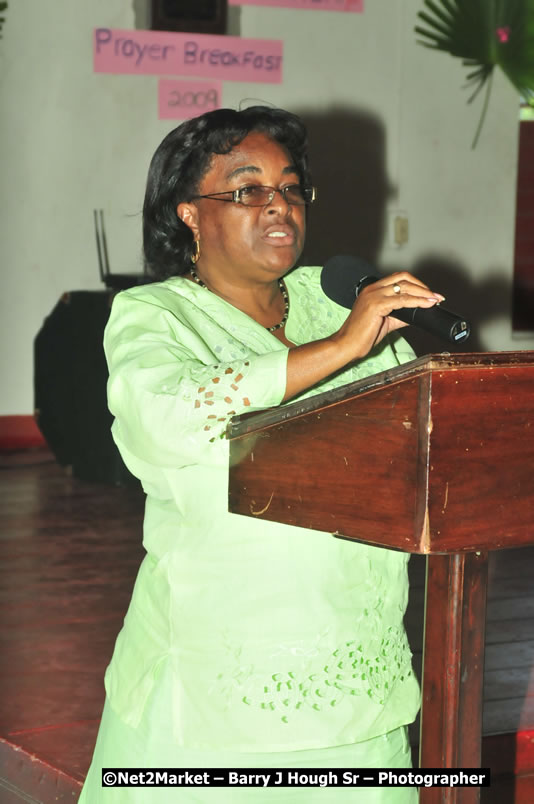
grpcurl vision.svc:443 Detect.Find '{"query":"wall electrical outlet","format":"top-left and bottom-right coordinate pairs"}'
top-left (388, 210), bottom-right (409, 247)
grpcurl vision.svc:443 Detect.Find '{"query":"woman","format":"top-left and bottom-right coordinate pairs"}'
top-left (80, 106), bottom-right (444, 802)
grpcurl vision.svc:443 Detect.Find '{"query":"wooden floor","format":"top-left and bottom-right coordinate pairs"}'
top-left (1, 448), bottom-right (533, 802)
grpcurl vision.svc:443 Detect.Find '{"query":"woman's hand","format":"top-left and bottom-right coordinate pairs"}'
top-left (284, 272), bottom-right (444, 402)
top-left (331, 272), bottom-right (445, 363)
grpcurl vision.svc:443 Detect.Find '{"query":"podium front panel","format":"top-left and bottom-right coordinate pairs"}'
top-left (229, 375), bottom-right (431, 552)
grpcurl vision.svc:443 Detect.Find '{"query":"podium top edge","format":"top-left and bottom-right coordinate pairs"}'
top-left (227, 349), bottom-right (534, 439)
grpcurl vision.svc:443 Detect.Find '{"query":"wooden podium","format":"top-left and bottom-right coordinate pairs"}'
top-left (227, 351), bottom-right (534, 803)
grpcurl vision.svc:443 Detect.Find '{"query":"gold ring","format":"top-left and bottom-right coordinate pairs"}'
top-left (393, 283), bottom-right (401, 294)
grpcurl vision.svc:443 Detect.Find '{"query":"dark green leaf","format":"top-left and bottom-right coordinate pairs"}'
top-left (415, 0), bottom-right (534, 146)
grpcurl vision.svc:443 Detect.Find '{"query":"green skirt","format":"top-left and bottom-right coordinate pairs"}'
top-left (79, 696), bottom-right (417, 803)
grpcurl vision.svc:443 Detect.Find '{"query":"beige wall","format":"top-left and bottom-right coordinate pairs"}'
top-left (0, 0), bottom-right (528, 414)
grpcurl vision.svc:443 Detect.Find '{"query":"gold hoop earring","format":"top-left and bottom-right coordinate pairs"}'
top-left (191, 239), bottom-right (200, 264)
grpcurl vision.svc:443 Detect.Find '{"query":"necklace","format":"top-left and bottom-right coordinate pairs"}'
top-left (189, 266), bottom-right (289, 333)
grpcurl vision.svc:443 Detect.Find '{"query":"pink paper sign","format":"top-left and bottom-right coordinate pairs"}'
top-left (94, 28), bottom-right (282, 83)
top-left (228, 0), bottom-right (363, 10)
top-left (159, 79), bottom-right (223, 120)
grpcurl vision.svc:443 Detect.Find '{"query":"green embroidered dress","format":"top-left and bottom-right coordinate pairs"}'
top-left (81, 266), bottom-right (420, 796)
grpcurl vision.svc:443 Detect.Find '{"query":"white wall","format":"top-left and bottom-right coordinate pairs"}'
top-left (0, 0), bottom-right (528, 415)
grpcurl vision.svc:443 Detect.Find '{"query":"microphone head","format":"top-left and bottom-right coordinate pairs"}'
top-left (320, 255), bottom-right (376, 309)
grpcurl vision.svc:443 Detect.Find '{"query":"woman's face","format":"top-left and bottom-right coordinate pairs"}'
top-left (180, 132), bottom-right (307, 285)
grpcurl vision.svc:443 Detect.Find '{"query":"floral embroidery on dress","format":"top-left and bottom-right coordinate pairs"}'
top-left (211, 626), bottom-right (413, 724)
top-left (180, 360), bottom-right (252, 442)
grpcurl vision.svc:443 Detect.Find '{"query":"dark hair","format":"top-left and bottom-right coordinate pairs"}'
top-left (142, 106), bottom-right (311, 280)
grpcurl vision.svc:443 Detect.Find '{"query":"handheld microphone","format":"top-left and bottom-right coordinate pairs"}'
top-left (320, 255), bottom-right (470, 345)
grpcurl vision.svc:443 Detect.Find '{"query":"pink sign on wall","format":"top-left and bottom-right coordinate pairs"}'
top-left (159, 79), bottom-right (223, 120)
top-left (94, 28), bottom-right (283, 83)
top-left (228, 0), bottom-right (363, 11)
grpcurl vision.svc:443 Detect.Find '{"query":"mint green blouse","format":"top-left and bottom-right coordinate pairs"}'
top-left (102, 265), bottom-right (420, 752)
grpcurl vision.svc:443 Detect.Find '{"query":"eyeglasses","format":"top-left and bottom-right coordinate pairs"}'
top-left (191, 184), bottom-right (316, 207)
